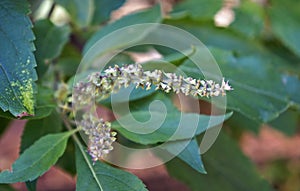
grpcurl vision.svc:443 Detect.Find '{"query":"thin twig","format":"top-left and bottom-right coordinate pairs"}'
top-left (47, 2), bottom-right (56, 19)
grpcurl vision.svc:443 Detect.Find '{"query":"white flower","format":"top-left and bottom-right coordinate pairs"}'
top-left (78, 114), bottom-right (117, 162)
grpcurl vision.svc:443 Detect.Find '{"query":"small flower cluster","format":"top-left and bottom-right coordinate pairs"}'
top-left (74, 63), bottom-right (233, 105)
top-left (74, 63), bottom-right (233, 162)
top-left (77, 113), bottom-right (117, 162)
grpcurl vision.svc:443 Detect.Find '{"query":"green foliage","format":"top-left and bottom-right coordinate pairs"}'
top-left (20, 110), bottom-right (63, 153)
top-left (92, 0), bottom-right (125, 25)
top-left (269, 109), bottom-right (300, 136)
top-left (75, 145), bottom-right (147, 191)
top-left (54, 0), bottom-right (94, 28)
top-left (0, 131), bottom-right (74, 183)
top-left (165, 19), bottom-right (300, 123)
top-left (268, 0), bottom-right (300, 57)
top-left (171, 0), bottom-right (222, 19)
top-left (0, 184), bottom-right (15, 191)
top-left (113, 92), bottom-right (232, 144)
top-left (230, 0), bottom-right (264, 38)
top-left (84, 4), bottom-right (162, 53)
top-left (0, 0), bottom-right (37, 117)
top-left (166, 132), bottom-right (273, 191)
top-left (25, 179), bottom-right (37, 191)
top-left (161, 138), bottom-right (206, 174)
top-left (1, 0), bottom-right (300, 190)
top-left (33, 19), bottom-right (71, 77)
top-left (0, 86), bottom-right (55, 119)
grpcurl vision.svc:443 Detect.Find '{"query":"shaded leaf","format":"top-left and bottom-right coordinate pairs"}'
top-left (171, 0), bottom-right (222, 20)
top-left (163, 47), bottom-right (196, 66)
top-left (281, 74), bottom-right (300, 109)
top-left (28, 0), bottom-right (44, 15)
top-left (166, 132), bottom-right (273, 191)
top-left (230, 1), bottom-right (264, 38)
top-left (160, 138), bottom-right (206, 174)
top-left (112, 92), bottom-right (232, 144)
top-left (0, 184), bottom-right (15, 191)
top-left (0, 0), bottom-right (37, 117)
top-left (268, 0), bottom-right (300, 57)
top-left (0, 131), bottom-right (74, 183)
top-left (100, 84), bottom-right (157, 105)
top-left (84, 5), bottom-right (162, 53)
top-left (164, 17), bottom-right (261, 54)
top-left (179, 47), bottom-right (292, 122)
top-left (75, 145), bottom-right (148, 191)
top-left (269, 109), bottom-right (300, 136)
top-left (55, 0), bottom-right (94, 28)
top-left (225, 112), bottom-right (260, 134)
top-left (92, 0), bottom-right (125, 25)
top-left (20, 110), bottom-right (63, 153)
top-left (25, 179), bottom-right (37, 191)
top-left (55, 43), bottom-right (82, 78)
top-left (56, 139), bottom-right (76, 175)
top-left (33, 19), bottom-right (70, 77)
top-left (0, 117), bottom-right (11, 134)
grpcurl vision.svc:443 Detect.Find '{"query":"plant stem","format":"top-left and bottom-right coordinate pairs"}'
top-left (61, 115), bottom-right (104, 191)
top-left (47, 2), bottom-right (56, 19)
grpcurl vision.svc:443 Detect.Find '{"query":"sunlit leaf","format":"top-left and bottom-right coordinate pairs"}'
top-left (0, 0), bottom-right (37, 117)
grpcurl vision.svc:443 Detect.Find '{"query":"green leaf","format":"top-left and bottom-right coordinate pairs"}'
top-left (0, 0), bottom-right (37, 117)
top-left (56, 140), bottom-right (76, 175)
top-left (171, 0), bottom-right (222, 20)
top-left (163, 47), bottom-right (196, 66)
top-left (166, 132), bottom-right (273, 191)
top-left (20, 110), bottom-right (63, 153)
top-left (54, 43), bottom-right (82, 78)
top-left (55, 0), bottom-right (94, 28)
top-left (160, 138), bottom-right (206, 174)
top-left (100, 84), bottom-right (157, 105)
top-left (226, 112), bottom-right (260, 134)
top-left (268, 0), bottom-right (300, 57)
top-left (0, 86), bottom-right (55, 120)
top-left (28, 0), bottom-right (44, 13)
top-left (112, 92), bottom-right (232, 144)
top-left (164, 17), bottom-right (300, 121)
top-left (84, 5), bottom-right (162, 53)
top-left (230, 1), bottom-right (264, 38)
top-left (164, 18), bottom-right (261, 53)
top-left (0, 184), bottom-right (15, 191)
top-left (179, 47), bottom-right (293, 122)
top-left (0, 117), bottom-right (11, 135)
top-left (92, 0), bottom-right (125, 25)
top-left (25, 179), bottom-right (37, 191)
top-left (281, 74), bottom-right (300, 109)
top-left (0, 106), bottom-right (53, 120)
top-left (269, 109), bottom-right (300, 136)
top-left (0, 131), bottom-right (74, 183)
top-left (33, 19), bottom-right (71, 77)
top-left (75, 145), bottom-right (148, 191)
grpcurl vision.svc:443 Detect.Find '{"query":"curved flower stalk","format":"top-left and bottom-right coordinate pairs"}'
top-left (73, 63), bottom-right (233, 162)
